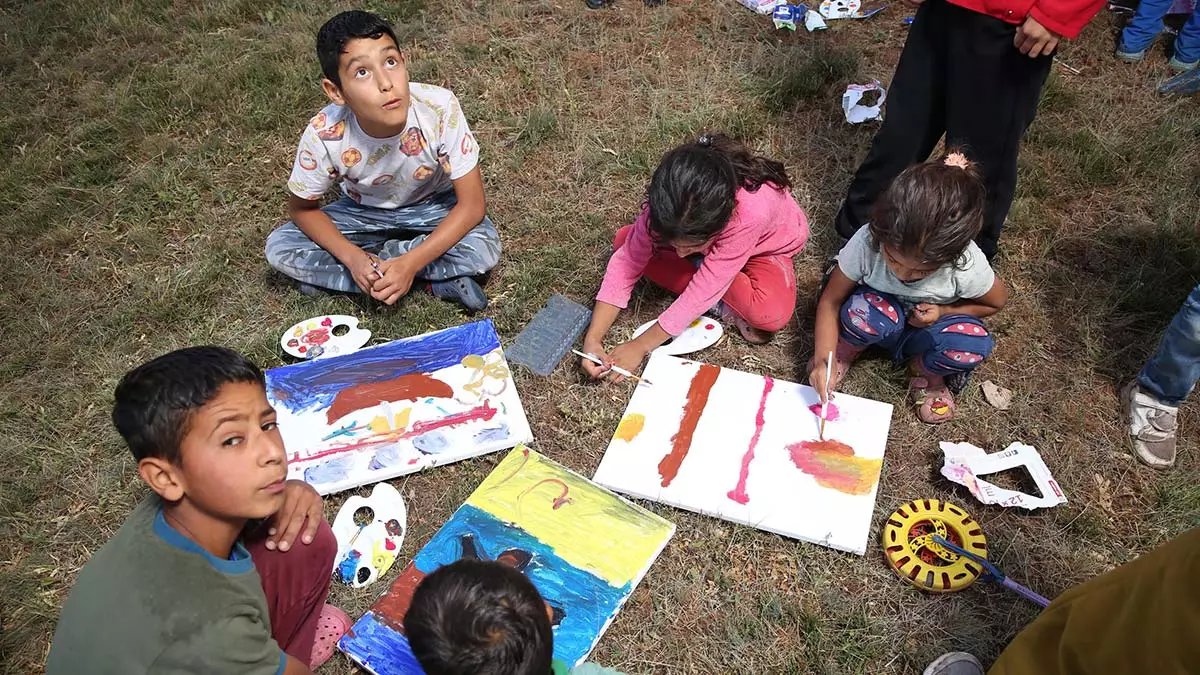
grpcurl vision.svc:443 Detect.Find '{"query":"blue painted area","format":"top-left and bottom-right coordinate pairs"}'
top-left (337, 550), bottom-right (362, 584)
top-left (411, 431), bottom-right (450, 454)
top-left (303, 454), bottom-right (353, 485)
top-left (473, 424), bottom-right (510, 444)
top-left (339, 505), bottom-right (629, 671)
top-left (339, 611), bottom-right (426, 675)
top-left (368, 443), bottom-right (405, 471)
top-left (417, 505), bottom-right (627, 666)
top-left (266, 320), bottom-right (501, 414)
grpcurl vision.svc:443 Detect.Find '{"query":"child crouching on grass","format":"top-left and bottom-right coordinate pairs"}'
top-left (810, 152), bottom-right (1009, 424)
top-left (582, 134), bottom-right (809, 382)
top-left (405, 559), bottom-right (621, 675)
top-left (47, 347), bottom-right (347, 675)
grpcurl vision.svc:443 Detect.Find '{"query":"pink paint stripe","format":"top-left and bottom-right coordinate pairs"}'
top-left (290, 402), bottom-right (497, 465)
top-left (727, 377), bottom-right (774, 504)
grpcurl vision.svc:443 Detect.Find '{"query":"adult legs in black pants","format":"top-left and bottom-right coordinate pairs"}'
top-left (833, 0), bottom-right (1053, 259)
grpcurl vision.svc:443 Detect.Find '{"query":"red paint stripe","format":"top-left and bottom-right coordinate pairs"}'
top-left (727, 376), bottom-right (774, 504)
top-left (291, 402), bottom-right (497, 465)
top-left (658, 363), bottom-right (721, 487)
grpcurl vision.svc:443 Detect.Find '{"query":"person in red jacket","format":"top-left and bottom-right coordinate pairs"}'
top-left (832, 0), bottom-right (1106, 259)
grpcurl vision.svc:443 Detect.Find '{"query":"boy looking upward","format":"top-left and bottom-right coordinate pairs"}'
top-left (266, 10), bottom-right (500, 311)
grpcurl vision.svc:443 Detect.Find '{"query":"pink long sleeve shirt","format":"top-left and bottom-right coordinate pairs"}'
top-left (596, 185), bottom-right (809, 335)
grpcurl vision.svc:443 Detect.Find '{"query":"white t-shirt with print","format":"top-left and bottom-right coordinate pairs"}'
top-left (836, 226), bottom-right (995, 314)
top-left (286, 83), bottom-right (479, 210)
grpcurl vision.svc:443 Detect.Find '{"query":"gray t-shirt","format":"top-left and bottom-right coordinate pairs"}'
top-left (46, 497), bottom-right (284, 675)
top-left (836, 227), bottom-right (995, 314)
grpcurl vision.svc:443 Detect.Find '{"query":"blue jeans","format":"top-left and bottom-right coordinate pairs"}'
top-left (1121, 0), bottom-right (1200, 64)
top-left (1138, 283), bottom-right (1200, 405)
top-left (265, 191), bottom-right (501, 293)
top-left (840, 287), bottom-right (995, 375)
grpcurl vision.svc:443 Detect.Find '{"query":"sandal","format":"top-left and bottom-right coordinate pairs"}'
top-left (809, 339), bottom-right (863, 390)
top-left (310, 604), bottom-right (352, 669)
top-left (910, 363), bottom-right (956, 424)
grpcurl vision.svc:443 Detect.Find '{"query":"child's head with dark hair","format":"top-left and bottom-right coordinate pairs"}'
top-left (868, 150), bottom-right (986, 282)
top-left (317, 10), bottom-right (400, 87)
top-left (115, 346), bottom-right (287, 521)
top-left (315, 11), bottom-right (410, 137)
top-left (647, 133), bottom-right (792, 258)
top-left (405, 559), bottom-right (554, 675)
top-left (113, 346), bottom-right (265, 463)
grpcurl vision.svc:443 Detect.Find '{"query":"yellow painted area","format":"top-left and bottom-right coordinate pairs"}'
top-left (368, 407), bottom-right (411, 435)
top-left (613, 413), bottom-right (646, 442)
top-left (468, 447), bottom-right (673, 587)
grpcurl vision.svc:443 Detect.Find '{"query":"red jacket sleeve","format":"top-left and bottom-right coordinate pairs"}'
top-left (1028, 0), bottom-right (1106, 39)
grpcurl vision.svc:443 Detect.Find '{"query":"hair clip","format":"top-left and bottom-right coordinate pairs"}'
top-left (698, 134), bottom-right (713, 147)
top-left (944, 152), bottom-right (970, 169)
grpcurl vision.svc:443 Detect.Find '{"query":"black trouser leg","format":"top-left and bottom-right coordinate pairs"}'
top-left (834, 0), bottom-right (949, 240)
top-left (944, 4), bottom-right (1052, 259)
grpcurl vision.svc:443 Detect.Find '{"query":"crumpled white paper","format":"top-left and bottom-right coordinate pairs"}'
top-left (736, 0), bottom-right (786, 14)
top-left (940, 441), bottom-right (1067, 510)
top-left (842, 81), bottom-right (887, 123)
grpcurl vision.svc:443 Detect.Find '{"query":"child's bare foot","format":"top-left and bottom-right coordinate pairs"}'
top-left (910, 361), bottom-right (955, 424)
top-left (718, 303), bottom-right (774, 344)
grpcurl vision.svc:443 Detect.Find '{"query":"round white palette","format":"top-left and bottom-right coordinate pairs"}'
top-left (280, 314), bottom-right (371, 359)
top-left (632, 316), bottom-right (724, 356)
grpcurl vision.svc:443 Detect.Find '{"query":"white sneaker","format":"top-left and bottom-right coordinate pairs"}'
top-left (923, 652), bottom-right (983, 675)
top-left (1121, 382), bottom-right (1178, 469)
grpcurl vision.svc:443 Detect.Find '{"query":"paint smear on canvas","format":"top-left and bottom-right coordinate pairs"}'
top-left (613, 414), bottom-right (645, 442)
top-left (727, 377), bottom-right (774, 504)
top-left (658, 363), bottom-right (721, 487)
top-left (807, 402), bottom-right (840, 421)
top-left (470, 448), bottom-right (674, 586)
top-left (787, 440), bottom-right (882, 496)
top-left (326, 373), bottom-right (452, 424)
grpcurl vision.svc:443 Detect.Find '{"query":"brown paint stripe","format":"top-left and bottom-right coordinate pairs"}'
top-left (658, 363), bottom-right (721, 487)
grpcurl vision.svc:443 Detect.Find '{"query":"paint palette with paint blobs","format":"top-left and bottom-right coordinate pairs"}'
top-left (280, 314), bottom-right (371, 359)
top-left (331, 482), bottom-right (407, 588)
top-left (632, 316), bottom-right (724, 356)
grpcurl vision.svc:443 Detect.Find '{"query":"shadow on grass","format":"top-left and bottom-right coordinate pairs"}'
top-left (1038, 225), bottom-right (1200, 383)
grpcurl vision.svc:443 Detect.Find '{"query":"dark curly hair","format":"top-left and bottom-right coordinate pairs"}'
top-left (868, 149), bottom-right (986, 268)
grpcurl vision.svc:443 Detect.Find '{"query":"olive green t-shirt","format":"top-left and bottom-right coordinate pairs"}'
top-left (990, 527), bottom-right (1200, 675)
top-left (46, 497), bottom-right (285, 675)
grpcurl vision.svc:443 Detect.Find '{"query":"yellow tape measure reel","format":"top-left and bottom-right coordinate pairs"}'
top-left (882, 499), bottom-right (988, 593)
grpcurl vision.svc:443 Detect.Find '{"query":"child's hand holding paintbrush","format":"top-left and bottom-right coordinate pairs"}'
top-left (578, 302), bottom-right (666, 384)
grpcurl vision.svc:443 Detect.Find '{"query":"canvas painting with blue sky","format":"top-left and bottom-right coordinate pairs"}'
top-left (264, 320), bottom-right (532, 495)
top-left (338, 447), bottom-right (675, 674)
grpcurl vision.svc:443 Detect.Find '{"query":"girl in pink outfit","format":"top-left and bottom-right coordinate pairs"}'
top-left (582, 134), bottom-right (809, 382)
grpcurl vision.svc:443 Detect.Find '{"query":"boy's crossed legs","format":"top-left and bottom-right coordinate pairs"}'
top-left (266, 191), bottom-right (501, 309)
top-left (838, 287), bottom-right (994, 423)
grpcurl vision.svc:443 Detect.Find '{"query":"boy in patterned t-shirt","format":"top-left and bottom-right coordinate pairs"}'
top-left (266, 10), bottom-right (500, 311)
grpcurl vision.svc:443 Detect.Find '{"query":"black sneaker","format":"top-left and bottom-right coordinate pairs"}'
top-left (429, 277), bottom-right (488, 312)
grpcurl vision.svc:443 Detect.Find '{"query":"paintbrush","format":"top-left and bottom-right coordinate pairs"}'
top-left (819, 350), bottom-right (833, 440)
top-left (572, 349), bottom-right (654, 386)
top-left (367, 253), bottom-right (384, 279)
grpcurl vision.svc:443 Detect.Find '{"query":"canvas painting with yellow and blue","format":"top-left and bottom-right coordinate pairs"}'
top-left (338, 446), bottom-right (676, 674)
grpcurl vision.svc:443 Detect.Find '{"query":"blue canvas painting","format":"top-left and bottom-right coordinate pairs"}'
top-left (339, 447), bottom-right (675, 674)
top-left (265, 320), bottom-right (532, 495)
